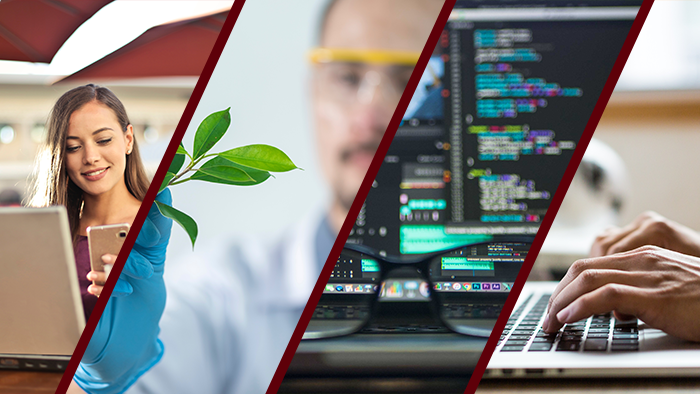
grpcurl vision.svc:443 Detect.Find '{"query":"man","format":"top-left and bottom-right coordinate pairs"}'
top-left (127, 1), bottom-right (444, 393)
top-left (544, 211), bottom-right (700, 343)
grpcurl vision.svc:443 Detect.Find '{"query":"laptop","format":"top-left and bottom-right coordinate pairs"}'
top-left (0, 206), bottom-right (86, 371)
top-left (286, 0), bottom-right (641, 380)
top-left (486, 281), bottom-right (700, 378)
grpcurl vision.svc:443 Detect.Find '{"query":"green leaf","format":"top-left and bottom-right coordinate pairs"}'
top-left (193, 108), bottom-right (231, 159)
top-left (218, 144), bottom-right (299, 172)
top-left (169, 153), bottom-right (185, 174)
top-left (195, 161), bottom-right (254, 183)
top-left (191, 156), bottom-right (270, 186)
top-left (159, 172), bottom-right (175, 193)
top-left (155, 201), bottom-right (198, 248)
top-left (169, 144), bottom-right (187, 174)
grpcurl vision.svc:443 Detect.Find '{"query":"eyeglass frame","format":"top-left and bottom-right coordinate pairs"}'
top-left (308, 47), bottom-right (422, 108)
top-left (303, 235), bottom-right (533, 340)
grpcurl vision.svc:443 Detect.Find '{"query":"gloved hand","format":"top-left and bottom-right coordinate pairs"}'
top-left (74, 189), bottom-right (173, 394)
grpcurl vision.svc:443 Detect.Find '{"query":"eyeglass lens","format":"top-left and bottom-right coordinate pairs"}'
top-left (315, 63), bottom-right (415, 108)
top-left (305, 242), bottom-right (528, 340)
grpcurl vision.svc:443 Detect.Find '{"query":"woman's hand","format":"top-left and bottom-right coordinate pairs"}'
top-left (543, 246), bottom-right (700, 342)
top-left (591, 211), bottom-right (700, 258)
top-left (86, 254), bottom-right (115, 297)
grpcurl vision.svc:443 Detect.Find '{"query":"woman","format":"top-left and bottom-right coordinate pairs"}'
top-left (30, 84), bottom-right (147, 318)
top-left (30, 84), bottom-right (171, 394)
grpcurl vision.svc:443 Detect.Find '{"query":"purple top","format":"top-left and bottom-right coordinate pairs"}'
top-left (75, 236), bottom-right (97, 321)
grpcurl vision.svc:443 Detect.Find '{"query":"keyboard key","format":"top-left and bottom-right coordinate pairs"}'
top-left (583, 339), bottom-right (608, 351)
top-left (556, 341), bottom-right (580, 351)
top-left (501, 346), bottom-right (525, 352)
top-left (586, 333), bottom-right (610, 339)
top-left (519, 325), bottom-right (538, 330)
top-left (561, 334), bottom-right (583, 341)
top-left (509, 335), bottom-right (533, 340)
top-left (528, 343), bottom-right (553, 351)
top-left (611, 339), bottom-right (638, 345)
top-left (532, 336), bottom-right (556, 343)
top-left (612, 333), bottom-right (638, 340)
top-left (611, 344), bottom-right (639, 351)
top-left (505, 340), bottom-right (529, 346)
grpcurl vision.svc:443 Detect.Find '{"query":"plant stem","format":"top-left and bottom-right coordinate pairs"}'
top-left (168, 153), bottom-right (219, 186)
top-left (169, 178), bottom-right (192, 186)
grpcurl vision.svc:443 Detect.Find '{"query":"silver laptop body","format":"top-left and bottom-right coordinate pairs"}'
top-left (486, 281), bottom-right (700, 378)
top-left (0, 206), bottom-right (86, 371)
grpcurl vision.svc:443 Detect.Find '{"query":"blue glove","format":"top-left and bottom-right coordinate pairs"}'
top-left (74, 189), bottom-right (173, 394)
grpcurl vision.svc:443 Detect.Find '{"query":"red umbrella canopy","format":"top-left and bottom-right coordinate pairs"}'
top-left (57, 9), bottom-right (229, 83)
top-left (0, 0), bottom-right (113, 63)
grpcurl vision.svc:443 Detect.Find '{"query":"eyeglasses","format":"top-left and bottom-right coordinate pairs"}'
top-left (303, 237), bottom-right (532, 340)
top-left (309, 47), bottom-right (421, 108)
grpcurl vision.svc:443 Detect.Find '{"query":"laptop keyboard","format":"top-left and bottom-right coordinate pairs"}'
top-left (498, 294), bottom-right (639, 352)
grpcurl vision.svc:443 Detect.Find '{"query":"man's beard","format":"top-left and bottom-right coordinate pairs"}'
top-left (339, 141), bottom-right (380, 163)
top-left (336, 141), bottom-right (381, 211)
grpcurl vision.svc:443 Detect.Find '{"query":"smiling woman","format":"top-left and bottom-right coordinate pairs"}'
top-left (28, 85), bottom-right (149, 318)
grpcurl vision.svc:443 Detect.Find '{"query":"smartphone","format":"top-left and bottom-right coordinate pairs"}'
top-left (86, 223), bottom-right (130, 286)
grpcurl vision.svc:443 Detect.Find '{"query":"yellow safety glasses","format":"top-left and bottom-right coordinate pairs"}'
top-left (309, 48), bottom-right (422, 107)
top-left (308, 48), bottom-right (421, 66)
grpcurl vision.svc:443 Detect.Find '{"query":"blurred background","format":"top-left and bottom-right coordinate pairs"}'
top-left (4, 0), bottom-right (698, 273)
top-left (0, 0), bottom-right (234, 206)
top-left (539, 0), bottom-right (700, 276)
top-left (600, 0), bottom-right (700, 227)
top-left (165, 0), bottom-right (329, 262)
top-left (0, 0), bottom-right (334, 264)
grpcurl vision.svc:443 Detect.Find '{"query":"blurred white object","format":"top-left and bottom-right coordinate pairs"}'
top-left (538, 138), bottom-right (630, 272)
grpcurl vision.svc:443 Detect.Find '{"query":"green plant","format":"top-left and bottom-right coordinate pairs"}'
top-left (156, 107), bottom-right (299, 247)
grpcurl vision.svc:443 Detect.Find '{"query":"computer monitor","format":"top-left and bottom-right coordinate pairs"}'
top-left (322, 0), bottom-right (640, 302)
top-left (347, 0), bottom-right (640, 257)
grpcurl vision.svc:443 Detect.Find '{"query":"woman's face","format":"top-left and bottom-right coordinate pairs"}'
top-left (65, 100), bottom-right (134, 197)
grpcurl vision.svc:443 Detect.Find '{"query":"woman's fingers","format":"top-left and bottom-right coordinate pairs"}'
top-left (544, 269), bottom-right (651, 332)
top-left (548, 252), bottom-right (639, 314)
top-left (545, 247), bottom-right (666, 331)
top-left (544, 242), bottom-right (700, 342)
top-left (555, 284), bottom-right (647, 325)
top-left (101, 253), bottom-right (116, 265)
top-left (605, 226), bottom-right (653, 256)
top-left (590, 212), bottom-right (664, 257)
top-left (87, 282), bottom-right (103, 297)
top-left (590, 226), bottom-right (627, 257)
top-left (88, 256), bottom-right (114, 297)
top-left (87, 270), bottom-right (108, 283)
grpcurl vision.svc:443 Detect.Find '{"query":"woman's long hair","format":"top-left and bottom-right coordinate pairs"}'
top-left (28, 84), bottom-right (150, 246)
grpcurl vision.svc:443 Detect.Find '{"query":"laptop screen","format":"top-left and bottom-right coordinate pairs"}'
top-left (347, 0), bottom-right (640, 257)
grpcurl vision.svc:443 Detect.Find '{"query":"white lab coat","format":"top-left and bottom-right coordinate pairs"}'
top-left (128, 211), bottom-right (329, 394)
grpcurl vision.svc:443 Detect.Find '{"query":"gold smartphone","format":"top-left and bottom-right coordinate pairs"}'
top-left (86, 223), bottom-right (130, 286)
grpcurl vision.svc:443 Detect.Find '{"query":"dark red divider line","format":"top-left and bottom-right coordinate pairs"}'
top-left (264, 1), bottom-right (457, 393)
top-left (462, 1), bottom-right (654, 394)
top-left (53, 1), bottom-right (248, 393)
